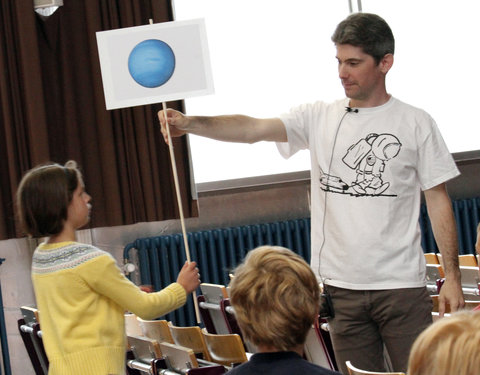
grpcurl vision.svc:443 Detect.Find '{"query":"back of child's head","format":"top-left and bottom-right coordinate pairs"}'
top-left (229, 245), bottom-right (320, 351)
top-left (408, 310), bottom-right (480, 375)
top-left (16, 160), bottom-right (80, 238)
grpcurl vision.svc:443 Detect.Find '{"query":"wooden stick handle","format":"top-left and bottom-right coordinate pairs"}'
top-left (162, 102), bottom-right (202, 324)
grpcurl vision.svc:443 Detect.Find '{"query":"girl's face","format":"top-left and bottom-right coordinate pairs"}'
top-left (67, 177), bottom-right (92, 229)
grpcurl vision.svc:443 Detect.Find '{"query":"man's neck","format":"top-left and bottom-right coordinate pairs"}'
top-left (349, 93), bottom-right (391, 108)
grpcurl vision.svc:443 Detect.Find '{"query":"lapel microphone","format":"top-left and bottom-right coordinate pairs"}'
top-left (345, 106), bottom-right (359, 113)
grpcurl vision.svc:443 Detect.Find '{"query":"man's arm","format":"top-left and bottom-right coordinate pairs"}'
top-left (424, 183), bottom-right (465, 316)
top-left (476, 222), bottom-right (480, 283)
top-left (157, 108), bottom-right (287, 144)
top-left (476, 222), bottom-right (480, 255)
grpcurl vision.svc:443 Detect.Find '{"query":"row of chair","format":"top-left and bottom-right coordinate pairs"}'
top-left (195, 283), bottom-right (338, 371)
top-left (345, 360), bottom-right (405, 375)
top-left (126, 334), bottom-right (227, 374)
top-left (19, 280), bottom-right (426, 375)
top-left (18, 305), bottom-right (235, 375)
top-left (424, 252), bottom-right (479, 267)
top-left (125, 313), bottom-right (249, 368)
top-left (18, 306), bottom-right (47, 375)
top-left (15, 304), bottom-right (420, 375)
top-left (424, 253), bottom-right (480, 299)
top-left (127, 282), bottom-right (338, 372)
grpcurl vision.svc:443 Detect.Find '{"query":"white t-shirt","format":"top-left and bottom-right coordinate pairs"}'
top-left (277, 96), bottom-right (459, 290)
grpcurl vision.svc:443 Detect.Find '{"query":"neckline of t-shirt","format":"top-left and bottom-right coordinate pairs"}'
top-left (347, 95), bottom-right (395, 114)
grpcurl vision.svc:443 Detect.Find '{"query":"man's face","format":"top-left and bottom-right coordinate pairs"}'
top-left (336, 44), bottom-right (391, 106)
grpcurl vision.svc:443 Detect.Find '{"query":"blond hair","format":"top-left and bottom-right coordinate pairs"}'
top-left (408, 310), bottom-right (480, 375)
top-left (229, 246), bottom-right (320, 351)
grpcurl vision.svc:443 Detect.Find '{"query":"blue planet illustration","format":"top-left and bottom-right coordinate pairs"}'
top-left (128, 39), bottom-right (176, 88)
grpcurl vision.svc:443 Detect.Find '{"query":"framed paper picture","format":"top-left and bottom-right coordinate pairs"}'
top-left (96, 18), bottom-right (214, 110)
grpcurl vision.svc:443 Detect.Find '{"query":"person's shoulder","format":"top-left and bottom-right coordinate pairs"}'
top-left (224, 363), bottom-right (248, 375)
top-left (390, 96), bottom-right (432, 118)
top-left (310, 365), bottom-right (341, 374)
top-left (68, 242), bottom-right (109, 258)
top-left (286, 98), bottom-right (345, 112)
top-left (32, 242), bottom-right (110, 274)
top-left (296, 360), bottom-right (340, 374)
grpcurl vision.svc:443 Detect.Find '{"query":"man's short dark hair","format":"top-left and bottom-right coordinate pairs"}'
top-left (332, 12), bottom-right (395, 64)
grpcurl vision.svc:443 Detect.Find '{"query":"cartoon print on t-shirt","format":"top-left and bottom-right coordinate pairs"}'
top-left (320, 133), bottom-right (402, 197)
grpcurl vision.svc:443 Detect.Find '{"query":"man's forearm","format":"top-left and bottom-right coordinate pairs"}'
top-left (425, 185), bottom-right (461, 280)
top-left (158, 108), bottom-right (287, 145)
top-left (188, 115), bottom-right (287, 143)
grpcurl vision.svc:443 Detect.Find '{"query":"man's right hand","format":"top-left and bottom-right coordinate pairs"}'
top-left (158, 108), bottom-right (189, 144)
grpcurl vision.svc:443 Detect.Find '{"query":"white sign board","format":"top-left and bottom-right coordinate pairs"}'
top-left (96, 19), bottom-right (214, 110)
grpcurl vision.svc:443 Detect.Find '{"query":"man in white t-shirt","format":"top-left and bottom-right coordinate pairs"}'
top-left (158, 12), bottom-right (464, 375)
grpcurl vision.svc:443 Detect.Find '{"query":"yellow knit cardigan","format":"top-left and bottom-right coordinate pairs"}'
top-left (31, 241), bottom-right (187, 375)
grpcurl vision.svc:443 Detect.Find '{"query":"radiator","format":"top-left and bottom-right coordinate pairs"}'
top-left (124, 197), bottom-right (480, 326)
top-left (123, 218), bottom-right (311, 326)
top-left (419, 196), bottom-right (480, 254)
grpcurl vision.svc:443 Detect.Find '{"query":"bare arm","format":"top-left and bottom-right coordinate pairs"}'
top-left (424, 183), bottom-right (464, 315)
top-left (157, 108), bottom-right (287, 144)
top-left (476, 222), bottom-right (480, 255)
top-left (476, 222), bottom-right (480, 283)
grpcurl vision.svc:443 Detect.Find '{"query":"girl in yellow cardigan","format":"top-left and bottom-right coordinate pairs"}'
top-left (16, 160), bottom-right (200, 375)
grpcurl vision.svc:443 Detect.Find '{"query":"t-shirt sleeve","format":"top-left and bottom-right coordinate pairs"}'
top-left (416, 116), bottom-right (460, 190)
top-left (276, 103), bottom-right (318, 158)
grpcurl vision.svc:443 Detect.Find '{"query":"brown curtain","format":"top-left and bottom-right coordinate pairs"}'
top-left (0, 0), bottom-right (197, 240)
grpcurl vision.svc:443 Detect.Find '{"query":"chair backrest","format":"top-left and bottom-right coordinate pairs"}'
top-left (464, 300), bottom-right (480, 310)
top-left (436, 253), bottom-right (444, 269)
top-left (21, 306), bottom-right (41, 325)
top-left (459, 254), bottom-right (478, 267)
top-left (345, 360), bottom-right (405, 375)
top-left (200, 283), bottom-right (229, 304)
top-left (159, 342), bottom-right (199, 372)
top-left (425, 264), bottom-right (445, 294)
top-left (18, 318), bottom-right (49, 375)
top-left (124, 313), bottom-right (143, 337)
top-left (168, 322), bottom-right (212, 361)
top-left (219, 298), bottom-right (241, 335)
top-left (138, 318), bottom-right (175, 344)
top-left (425, 264), bottom-right (445, 281)
top-left (201, 328), bottom-right (248, 367)
top-left (424, 252), bottom-right (439, 265)
top-left (459, 266), bottom-right (480, 294)
top-left (127, 335), bottom-right (162, 363)
top-left (218, 298), bottom-right (257, 352)
top-left (198, 283), bottom-right (231, 334)
top-left (304, 324), bottom-right (336, 370)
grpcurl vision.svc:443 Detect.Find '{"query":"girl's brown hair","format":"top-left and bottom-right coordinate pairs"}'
top-left (16, 161), bottom-right (80, 237)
